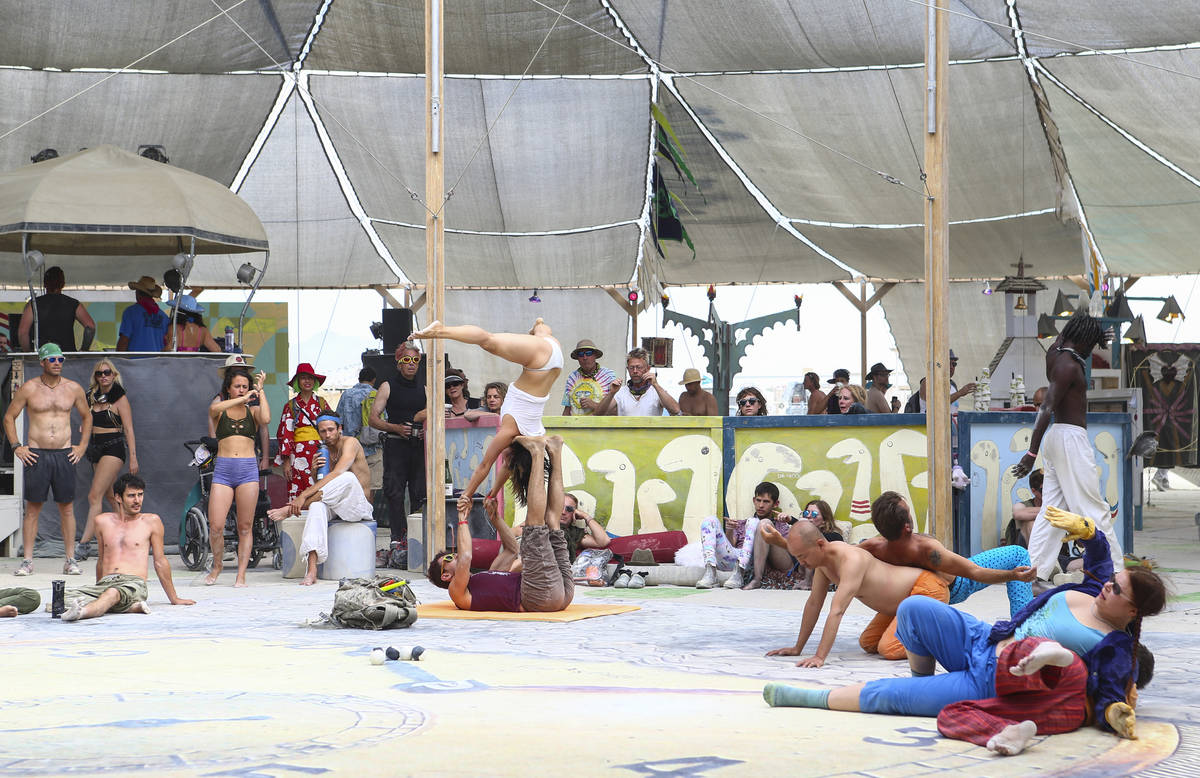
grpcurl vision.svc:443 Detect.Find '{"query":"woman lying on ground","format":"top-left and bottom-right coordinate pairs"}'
top-left (764, 507), bottom-right (1166, 754)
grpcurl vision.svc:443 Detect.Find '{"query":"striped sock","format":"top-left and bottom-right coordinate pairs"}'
top-left (763, 683), bottom-right (830, 708)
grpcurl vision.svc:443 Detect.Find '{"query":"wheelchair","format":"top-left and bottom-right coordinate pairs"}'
top-left (180, 437), bottom-right (285, 572)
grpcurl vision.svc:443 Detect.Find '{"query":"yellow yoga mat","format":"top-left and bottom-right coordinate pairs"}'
top-left (416, 599), bottom-right (640, 622)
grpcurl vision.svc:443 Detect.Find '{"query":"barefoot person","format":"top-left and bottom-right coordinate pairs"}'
top-left (1011, 310), bottom-right (1124, 582)
top-left (761, 521), bottom-right (952, 665)
top-left (1, 587), bottom-right (41, 617)
top-left (429, 435), bottom-right (574, 613)
top-left (268, 414), bottom-right (373, 586)
top-left (763, 508), bottom-right (1165, 751)
top-left (4, 343), bottom-right (92, 576)
top-left (61, 473), bottom-right (195, 621)
top-left (409, 318), bottom-right (563, 512)
top-left (205, 367), bottom-right (271, 587)
top-left (78, 359), bottom-right (139, 560)
top-left (860, 491), bottom-right (1036, 617)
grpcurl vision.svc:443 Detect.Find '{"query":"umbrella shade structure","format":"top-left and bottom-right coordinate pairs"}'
top-left (0, 145), bottom-right (267, 284)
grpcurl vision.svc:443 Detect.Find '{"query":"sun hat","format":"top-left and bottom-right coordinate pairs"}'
top-left (678, 368), bottom-right (703, 386)
top-left (289, 362), bottom-right (326, 392)
top-left (128, 275), bottom-right (162, 297)
top-left (570, 339), bottom-right (603, 359)
top-left (166, 294), bottom-right (205, 315)
top-left (217, 353), bottom-right (254, 377)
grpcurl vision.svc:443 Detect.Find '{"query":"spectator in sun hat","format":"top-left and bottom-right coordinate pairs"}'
top-left (117, 276), bottom-right (169, 352)
top-left (826, 368), bottom-right (850, 414)
top-left (274, 362), bottom-right (331, 500)
top-left (561, 338), bottom-right (617, 416)
top-left (865, 362), bottom-right (893, 414)
top-left (208, 354), bottom-right (271, 472)
top-left (677, 368), bottom-right (718, 416)
top-left (163, 294), bottom-right (221, 353)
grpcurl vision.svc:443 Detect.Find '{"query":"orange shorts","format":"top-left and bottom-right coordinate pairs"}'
top-left (859, 570), bottom-right (950, 660)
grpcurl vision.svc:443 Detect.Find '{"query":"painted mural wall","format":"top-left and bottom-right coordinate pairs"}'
top-left (960, 411), bottom-right (1130, 556)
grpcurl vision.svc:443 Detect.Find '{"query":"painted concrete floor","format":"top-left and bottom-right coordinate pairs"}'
top-left (3, 487), bottom-right (1199, 777)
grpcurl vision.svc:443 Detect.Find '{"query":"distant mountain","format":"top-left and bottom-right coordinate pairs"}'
top-left (295, 330), bottom-right (380, 389)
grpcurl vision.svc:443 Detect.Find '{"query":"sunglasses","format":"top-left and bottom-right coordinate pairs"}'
top-left (441, 553), bottom-right (456, 564)
top-left (397, 356), bottom-right (420, 365)
top-left (801, 509), bottom-right (819, 519)
top-left (44, 356), bottom-right (65, 364)
top-left (564, 505), bottom-right (576, 513)
top-left (1108, 574), bottom-right (1136, 606)
top-left (575, 349), bottom-right (596, 357)
top-left (737, 398), bottom-right (759, 406)
top-left (94, 369), bottom-right (113, 377)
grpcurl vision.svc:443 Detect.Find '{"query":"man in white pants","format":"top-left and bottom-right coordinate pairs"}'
top-left (269, 414), bottom-right (372, 585)
top-left (1011, 311), bottom-right (1123, 584)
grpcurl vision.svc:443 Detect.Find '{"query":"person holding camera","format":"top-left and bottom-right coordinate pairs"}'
top-left (370, 344), bottom-right (428, 558)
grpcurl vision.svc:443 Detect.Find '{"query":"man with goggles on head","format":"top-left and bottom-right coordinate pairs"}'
top-left (4, 343), bottom-right (93, 576)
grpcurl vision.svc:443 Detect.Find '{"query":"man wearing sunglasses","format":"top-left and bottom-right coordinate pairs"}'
top-left (561, 339), bottom-right (617, 416)
top-left (4, 343), bottom-right (93, 576)
top-left (370, 343), bottom-right (429, 559)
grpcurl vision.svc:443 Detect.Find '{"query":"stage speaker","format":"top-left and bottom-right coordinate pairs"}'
top-left (382, 308), bottom-right (414, 356)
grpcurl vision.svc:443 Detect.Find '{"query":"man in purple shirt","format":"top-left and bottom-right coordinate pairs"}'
top-left (429, 435), bottom-right (574, 613)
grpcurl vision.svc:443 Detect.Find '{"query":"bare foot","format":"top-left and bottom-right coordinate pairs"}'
top-left (514, 435), bottom-right (546, 454)
top-left (233, 577), bottom-right (248, 588)
top-left (299, 575), bottom-right (317, 586)
top-left (1010, 640), bottom-right (1075, 676)
top-left (741, 579), bottom-right (762, 591)
top-left (986, 720), bottom-right (1037, 756)
top-left (545, 435), bottom-right (563, 456)
top-left (409, 320), bottom-right (443, 339)
top-left (203, 563), bottom-right (222, 586)
top-left (267, 506), bottom-right (292, 522)
top-left (0, 605), bottom-right (18, 618)
top-left (128, 601), bottom-right (151, 615)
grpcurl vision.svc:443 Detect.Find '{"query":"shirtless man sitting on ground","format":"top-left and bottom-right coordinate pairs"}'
top-left (859, 491), bottom-right (1036, 618)
top-left (762, 521), bottom-right (953, 665)
top-left (268, 414), bottom-right (373, 585)
top-left (62, 473), bottom-right (195, 621)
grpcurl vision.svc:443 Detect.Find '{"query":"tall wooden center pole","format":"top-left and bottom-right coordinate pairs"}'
top-left (424, 0), bottom-right (447, 568)
top-left (925, 0), bottom-right (952, 547)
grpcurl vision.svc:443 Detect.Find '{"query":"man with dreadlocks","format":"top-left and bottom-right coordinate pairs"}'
top-left (1011, 310), bottom-right (1125, 583)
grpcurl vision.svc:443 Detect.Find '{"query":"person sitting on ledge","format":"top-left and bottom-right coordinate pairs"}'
top-left (61, 473), bottom-right (195, 622)
top-left (763, 507), bottom-right (1166, 753)
top-left (760, 520), bottom-right (952, 664)
top-left (694, 481), bottom-right (785, 590)
top-left (430, 435), bottom-right (573, 613)
top-left (268, 414), bottom-right (373, 586)
top-left (859, 491), bottom-right (1036, 618)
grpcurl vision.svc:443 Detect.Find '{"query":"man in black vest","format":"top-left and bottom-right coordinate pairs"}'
top-left (369, 343), bottom-right (428, 560)
top-left (18, 266), bottom-right (96, 352)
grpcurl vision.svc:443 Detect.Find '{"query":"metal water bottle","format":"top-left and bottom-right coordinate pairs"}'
top-left (51, 579), bottom-right (65, 618)
top-left (316, 444), bottom-right (331, 480)
top-left (224, 325), bottom-right (235, 352)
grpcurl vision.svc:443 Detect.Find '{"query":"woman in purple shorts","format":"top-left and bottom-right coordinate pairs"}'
top-left (204, 366), bottom-right (271, 587)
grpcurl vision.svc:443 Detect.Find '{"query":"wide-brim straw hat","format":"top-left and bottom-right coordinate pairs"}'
top-left (570, 339), bottom-right (603, 359)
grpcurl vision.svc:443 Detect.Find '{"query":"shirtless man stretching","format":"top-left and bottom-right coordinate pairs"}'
top-left (62, 473), bottom-right (195, 621)
top-left (763, 521), bottom-right (953, 665)
top-left (860, 491), bottom-right (1036, 618)
top-left (4, 343), bottom-right (92, 576)
top-left (269, 414), bottom-right (373, 585)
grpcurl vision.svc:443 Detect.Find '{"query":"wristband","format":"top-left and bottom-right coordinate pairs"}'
top-left (457, 520), bottom-right (468, 526)
top-left (1025, 450), bottom-right (1037, 459)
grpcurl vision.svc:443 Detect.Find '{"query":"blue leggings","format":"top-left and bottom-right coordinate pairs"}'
top-left (859, 598), bottom-right (997, 717)
top-left (948, 545), bottom-right (1034, 618)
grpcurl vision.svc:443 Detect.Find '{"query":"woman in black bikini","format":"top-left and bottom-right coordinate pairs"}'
top-left (205, 366), bottom-right (270, 587)
top-left (78, 359), bottom-right (138, 558)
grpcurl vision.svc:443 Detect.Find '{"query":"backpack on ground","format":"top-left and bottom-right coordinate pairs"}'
top-left (329, 575), bottom-right (419, 630)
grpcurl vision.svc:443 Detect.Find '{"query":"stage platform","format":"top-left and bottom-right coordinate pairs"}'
top-left (2, 488), bottom-right (1199, 777)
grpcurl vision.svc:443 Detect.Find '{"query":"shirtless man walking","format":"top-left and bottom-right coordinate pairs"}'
top-left (762, 521), bottom-right (953, 665)
top-left (61, 473), bottom-right (195, 621)
top-left (268, 414), bottom-right (373, 585)
top-left (1011, 310), bottom-right (1124, 581)
top-left (4, 343), bottom-right (92, 576)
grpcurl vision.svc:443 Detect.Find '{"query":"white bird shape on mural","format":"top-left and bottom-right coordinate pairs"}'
top-left (635, 478), bottom-right (676, 535)
top-left (1094, 431), bottom-right (1120, 520)
top-left (970, 439), bottom-right (1001, 547)
top-left (795, 470), bottom-right (844, 515)
top-left (725, 442), bottom-right (804, 522)
top-left (879, 429), bottom-right (927, 530)
top-left (587, 449), bottom-right (637, 537)
top-left (657, 434), bottom-right (722, 539)
top-left (826, 438), bottom-right (873, 524)
top-left (560, 442), bottom-right (588, 488)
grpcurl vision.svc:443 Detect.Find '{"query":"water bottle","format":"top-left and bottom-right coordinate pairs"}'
top-left (316, 444), bottom-right (331, 480)
top-left (224, 326), bottom-right (235, 352)
top-left (51, 579), bottom-right (65, 618)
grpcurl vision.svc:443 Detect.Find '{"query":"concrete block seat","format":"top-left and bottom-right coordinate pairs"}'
top-left (279, 511), bottom-right (378, 580)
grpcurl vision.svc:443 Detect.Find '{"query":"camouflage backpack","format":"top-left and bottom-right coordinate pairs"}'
top-left (329, 576), bottom-right (419, 630)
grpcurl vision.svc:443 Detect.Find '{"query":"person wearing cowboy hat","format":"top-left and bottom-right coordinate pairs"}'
top-left (676, 368), bottom-right (718, 416)
top-left (163, 294), bottom-right (222, 353)
top-left (561, 338), bottom-right (617, 416)
top-left (865, 362), bottom-right (894, 414)
top-left (208, 355), bottom-right (271, 473)
top-left (117, 275), bottom-right (169, 352)
top-left (274, 362), bottom-right (331, 500)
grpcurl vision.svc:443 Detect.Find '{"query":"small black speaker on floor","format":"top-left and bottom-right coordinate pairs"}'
top-left (382, 308), bottom-right (414, 357)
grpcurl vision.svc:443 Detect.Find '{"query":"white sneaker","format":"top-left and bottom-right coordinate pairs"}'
top-left (63, 558), bottom-right (82, 575)
top-left (696, 565), bottom-right (717, 589)
top-left (723, 566), bottom-right (746, 589)
top-left (627, 571), bottom-right (646, 589)
top-left (14, 559), bottom-right (33, 576)
top-left (613, 569), bottom-right (631, 589)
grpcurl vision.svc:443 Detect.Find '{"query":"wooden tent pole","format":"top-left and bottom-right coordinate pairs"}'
top-left (925, 0), bottom-right (953, 547)
top-left (424, 0), bottom-right (447, 569)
